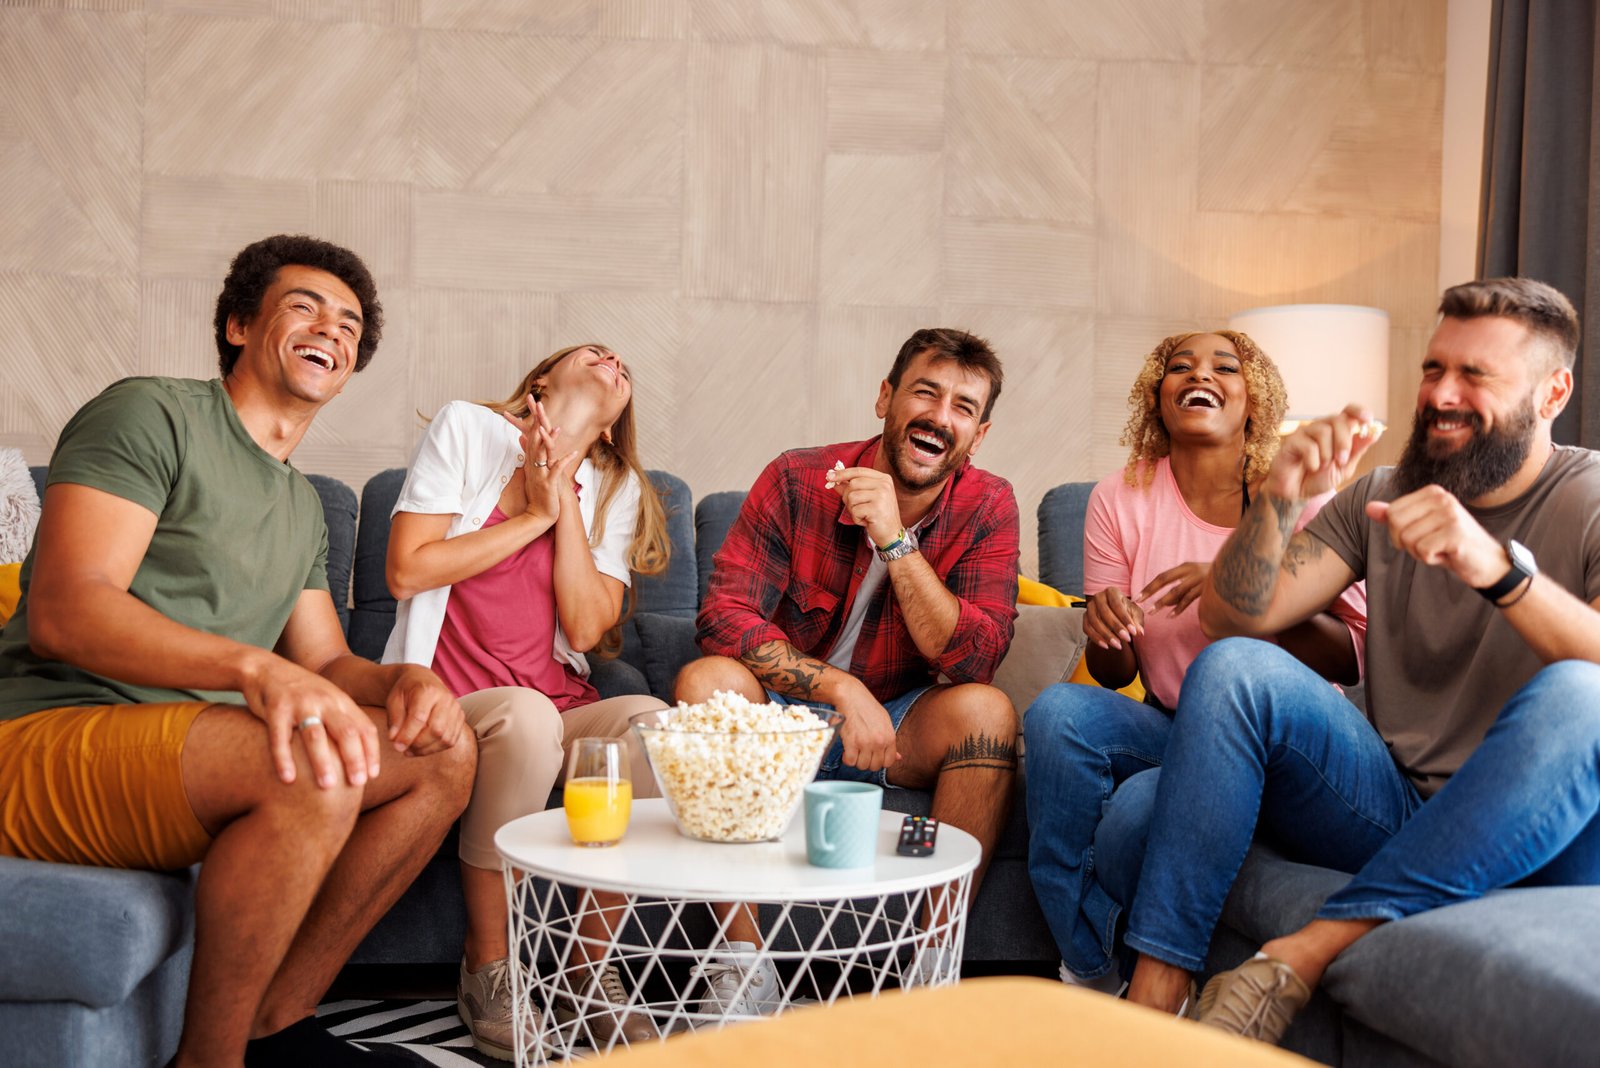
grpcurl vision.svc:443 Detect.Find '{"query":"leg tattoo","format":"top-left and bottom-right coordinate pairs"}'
top-left (940, 732), bottom-right (1019, 773)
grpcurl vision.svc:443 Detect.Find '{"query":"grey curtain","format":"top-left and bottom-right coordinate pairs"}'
top-left (1478, 0), bottom-right (1600, 446)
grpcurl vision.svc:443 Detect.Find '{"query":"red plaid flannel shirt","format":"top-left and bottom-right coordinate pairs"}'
top-left (697, 437), bottom-right (1020, 701)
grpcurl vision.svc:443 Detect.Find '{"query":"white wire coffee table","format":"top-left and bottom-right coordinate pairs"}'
top-left (495, 798), bottom-right (980, 1064)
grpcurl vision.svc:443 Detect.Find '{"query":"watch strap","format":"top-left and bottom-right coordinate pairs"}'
top-left (1475, 540), bottom-right (1534, 602)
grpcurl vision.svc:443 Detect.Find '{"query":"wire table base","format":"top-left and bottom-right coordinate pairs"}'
top-left (497, 802), bottom-right (979, 1065)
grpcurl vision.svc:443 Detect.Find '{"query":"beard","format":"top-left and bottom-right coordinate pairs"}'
top-left (1392, 397), bottom-right (1537, 500)
top-left (884, 417), bottom-right (965, 491)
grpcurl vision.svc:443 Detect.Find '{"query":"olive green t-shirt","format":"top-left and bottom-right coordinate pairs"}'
top-left (0, 377), bottom-right (329, 719)
top-left (1305, 446), bottom-right (1600, 795)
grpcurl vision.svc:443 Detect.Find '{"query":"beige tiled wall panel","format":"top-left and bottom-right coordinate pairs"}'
top-left (691, 0), bottom-right (945, 50)
top-left (145, 16), bottom-right (413, 181)
top-left (947, 55), bottom-right (1097, 224)
top-left (952, 0), bottom-right (1203, 60)
top-left (0, 10), bottom-right (142, 274)
top-left (674, 301), bottom-right (815, 490)
top-left (826, 49), bottom-right (946, 155)
top-left (684, 43), bottom-right (826, 301)
top-left (820, 153), bottom-right (942, 307)
top-left (0, 276), bottom-right (138, 437)
top-left (3, 0), bottom-right (1446, 582)
top-left (1202, 0), bottom-right (1364, 67)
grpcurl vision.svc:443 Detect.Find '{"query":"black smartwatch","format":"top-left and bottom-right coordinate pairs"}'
top-left (1475, 539), bottom-right (1537, 604)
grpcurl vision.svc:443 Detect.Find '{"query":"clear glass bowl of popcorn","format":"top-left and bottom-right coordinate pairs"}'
top-left (634, 692), bottom-right (842, 843)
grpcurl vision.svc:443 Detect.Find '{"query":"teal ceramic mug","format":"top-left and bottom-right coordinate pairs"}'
top-left (803, 781), bottom-right (883, 868)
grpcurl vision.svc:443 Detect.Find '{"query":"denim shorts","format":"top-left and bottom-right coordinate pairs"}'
top-left (765, 685), bottom-right (933, 788)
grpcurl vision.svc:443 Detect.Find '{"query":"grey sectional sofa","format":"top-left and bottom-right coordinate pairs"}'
top-left (5, 468), bottom-right (1598, 1067)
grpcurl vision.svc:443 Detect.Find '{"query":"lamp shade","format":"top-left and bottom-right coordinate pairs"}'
top-left (1227, 304), bottom-right (1390, 425)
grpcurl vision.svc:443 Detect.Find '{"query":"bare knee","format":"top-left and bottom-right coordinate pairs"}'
top-left (931, 685), bottom-right (1019, 767)
top-left (434, 732), bottom-right (478, 816)
top-left (674, 655), bottom-right (762, 703)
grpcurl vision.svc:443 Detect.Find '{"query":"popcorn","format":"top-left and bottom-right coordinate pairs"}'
top-left (638, 690), bottom-right (836, 842)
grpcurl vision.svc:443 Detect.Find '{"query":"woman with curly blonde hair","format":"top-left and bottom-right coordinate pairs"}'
top-left (1023, 330), bottom-right (1367, 1001)
top-left (1119, 329), bottom-right (1287, 488)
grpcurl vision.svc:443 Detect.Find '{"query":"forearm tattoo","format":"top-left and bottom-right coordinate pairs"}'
top-left (1281, 530), bottom-right (1328, 577)
top-left (940, 732), bottom-right (1018, 772)
top-left (741, 640), bottom-right (828, 699)
top-left (1213, 494), bottom-right (1300, 617)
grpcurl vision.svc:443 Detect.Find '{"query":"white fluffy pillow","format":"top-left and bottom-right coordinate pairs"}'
top-left (0, 448), bottom-right (41, 563)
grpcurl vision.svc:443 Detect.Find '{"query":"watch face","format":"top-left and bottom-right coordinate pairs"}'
top-left (1507, 539), bottom-right (1536, 575)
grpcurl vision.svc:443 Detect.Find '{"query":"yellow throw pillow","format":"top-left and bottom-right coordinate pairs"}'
top-left (1019, 576), bottom-right (1145, 702)
top-left (1018, 575), bottom-right (1079, 608)
top-left (0, 562), bottom-right (20, 625)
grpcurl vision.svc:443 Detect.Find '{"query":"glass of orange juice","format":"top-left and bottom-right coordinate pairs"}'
top-left (563, 737), bottom-right (632, 847)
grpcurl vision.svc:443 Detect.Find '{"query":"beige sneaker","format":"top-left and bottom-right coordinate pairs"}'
top-left (1196, 954), bottom-right (1311, 1043)
top-left (457, 956), bottom-right (532, 1061)
top-left (553, 963), bottom-right (660, 1048)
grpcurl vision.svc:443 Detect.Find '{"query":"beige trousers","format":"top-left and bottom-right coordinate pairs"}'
top-left (456, 686), bottom-right (666, 869)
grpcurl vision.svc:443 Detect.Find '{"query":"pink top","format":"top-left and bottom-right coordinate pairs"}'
top-left (430, 505), bottom-right (599, 710)
top-left (1084, 457), bottom-right (1367, 709)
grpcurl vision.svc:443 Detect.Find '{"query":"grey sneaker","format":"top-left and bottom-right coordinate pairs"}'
top-left (904, 943), bottom-right (959, 988)
top-left (690, 941), bottom-right (783, 1017)
top-left (457, 956), bottom-right (530, 1061)
top-left (553, 963), bottom-right (659, 1048)
top-left (1057, 960), bottom-right (1128, 998)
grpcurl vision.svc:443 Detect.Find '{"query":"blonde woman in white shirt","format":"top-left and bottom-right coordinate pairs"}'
top-left (385, 344), bottom-right (670, 1057)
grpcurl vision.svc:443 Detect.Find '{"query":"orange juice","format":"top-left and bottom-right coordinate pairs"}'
top-left (563, 776), bottom-right (632, 845)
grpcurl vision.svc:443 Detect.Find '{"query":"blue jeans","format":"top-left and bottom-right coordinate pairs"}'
top-left (767, 685), bottom-right (932, 788)
top-left (1023, 684), bottom-right (1170, 980)
top-left (1123, 638), bottom-right (1600, 972)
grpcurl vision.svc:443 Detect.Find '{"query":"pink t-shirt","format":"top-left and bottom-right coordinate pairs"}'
top-left (1084, 457), bottom-right (1367, 709)
top-left (430, 505), bottom-right (599, 711)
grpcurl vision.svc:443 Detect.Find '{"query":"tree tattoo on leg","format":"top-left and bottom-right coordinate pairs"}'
top-left (940, 732), bottom-right (1018, 772)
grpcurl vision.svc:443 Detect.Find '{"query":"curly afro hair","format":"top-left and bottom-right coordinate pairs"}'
top-left (1120, 329), bottom-right (1287, 486)
top-left (213, 234), bottom-right (382, 378)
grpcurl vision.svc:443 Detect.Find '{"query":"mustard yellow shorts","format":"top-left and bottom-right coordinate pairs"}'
top-left (0, 702), bottom-right (213, 870)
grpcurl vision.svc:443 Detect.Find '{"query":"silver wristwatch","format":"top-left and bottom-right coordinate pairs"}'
top-left (875, 527), bottom-right (919, 562)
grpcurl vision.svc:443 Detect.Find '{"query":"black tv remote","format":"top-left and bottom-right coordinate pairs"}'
top-left (897, 815), bottom-right (938, 856)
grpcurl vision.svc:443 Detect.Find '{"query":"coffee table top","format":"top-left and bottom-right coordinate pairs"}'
top-left (495, 798), bottom-right (980, 900)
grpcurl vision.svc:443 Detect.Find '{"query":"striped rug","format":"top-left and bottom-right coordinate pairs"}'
top-left (316, 998), bottom-right (501, 1066)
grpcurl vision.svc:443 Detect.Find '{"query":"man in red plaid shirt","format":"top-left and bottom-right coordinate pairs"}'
top-left (678, 329), bottom-right (1020, 987)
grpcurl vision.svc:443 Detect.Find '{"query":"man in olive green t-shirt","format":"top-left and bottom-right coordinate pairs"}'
top-left (0, 235), bottom-right (473, 1067)
top-left (1107, 279), bottom-right (1600, 1040)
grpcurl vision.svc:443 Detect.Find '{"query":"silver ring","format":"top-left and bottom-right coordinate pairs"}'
top-left (297, 715), bottom-right (322, 731)
top-left (532, 460), bottom-right (549, 468)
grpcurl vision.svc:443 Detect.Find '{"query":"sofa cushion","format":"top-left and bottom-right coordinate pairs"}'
top-left (588, 654), bottom-right (652, 699)
top-left (1037, 481), bottom-right (1094, 596)
top-left (694, 491), bottom-right (746, 603)
top-left (995, 603), bottom-right (1086, 717)
top-left (0, 856), bottom-right (195, 1006)
top-left (634, 472), bottom-right (697, 617)
top-left (1324, 886), bottom-right (1600, 1068)
top-left (634, 610), bottom-right (700, 701)
top-left (304, 473), bottom-right (357, 631)
top-left (349, 467), bottom-right (406, 661)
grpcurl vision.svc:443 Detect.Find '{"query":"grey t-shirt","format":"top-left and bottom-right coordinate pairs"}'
top-left (1305, 446), bottom-right (1600, 795)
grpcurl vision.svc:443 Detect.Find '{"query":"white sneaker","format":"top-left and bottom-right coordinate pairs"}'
top-left (1057, 960), bottom-right (1128, 998)
top-left (690, 941), bottom-right (783, 1016)
top-left (905, 943), bottom-right (959, 988)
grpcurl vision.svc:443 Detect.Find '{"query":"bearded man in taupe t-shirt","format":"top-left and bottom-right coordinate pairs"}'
top-left (1107, 279), bottom-right (1600, 1039)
